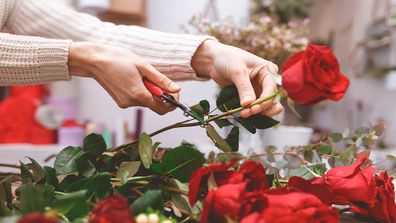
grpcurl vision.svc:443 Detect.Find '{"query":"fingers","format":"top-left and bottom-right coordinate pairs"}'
top-left (231, 69), bottom-right (256, 106)
top-left (138, 63), bottom-right (180, 93)
top-left (260, 102), bottom-right (283, 117)
top-left (135, 85), bottom-right (179, 115)
top-left (239, 62), bottom-right (280, 118)
top-left (250, 63), bottom-right (279, 115)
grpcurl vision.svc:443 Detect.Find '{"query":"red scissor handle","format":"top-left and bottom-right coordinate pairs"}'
top-left (143, 79), bottom-right (165, 97)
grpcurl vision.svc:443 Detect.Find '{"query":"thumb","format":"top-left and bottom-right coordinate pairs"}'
top-left (138, 63), bottom-right (180, 93)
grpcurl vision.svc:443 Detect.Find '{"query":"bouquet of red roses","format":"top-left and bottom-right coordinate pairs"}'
top-left (3, 43), bottom-right (395, 223)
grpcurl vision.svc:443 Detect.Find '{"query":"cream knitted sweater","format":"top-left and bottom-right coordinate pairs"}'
top-left (0, 0), bottom-right (212, 86)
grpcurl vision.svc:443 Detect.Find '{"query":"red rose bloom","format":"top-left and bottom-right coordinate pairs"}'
top-left (17, 213), bottom-right (57, 223)
top-left (200, 183), bottom-right (268, 223)
top-left (89, 194), bottom-right (133, 223)
top-left (352, 172), bottom-right (396, 223)
top-left (324, 157), bottom-right (376, 206)
top-left (228, 160), bottom-right (269, 191)
top-left (188, 160), bottom-right (237, 206)
top-left (241, 192), bottom-right (339, 223)
top-left (287, 176), bottom-right (333, 205)
top-left (282, 43), bottom-right (350, 105)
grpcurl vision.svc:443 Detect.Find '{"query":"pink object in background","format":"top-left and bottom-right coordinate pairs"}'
top-left (58, 121), bottom-right (85, 146)
top-left (46, 97), bottom-right (78, 121)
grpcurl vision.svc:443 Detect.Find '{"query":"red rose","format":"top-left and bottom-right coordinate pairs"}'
top-left (228, 160), bottom-right (269, 191)
top-left (200, 183), bottom-right (268, 223)
top-left (352, 172), bottom-right (396, 223)
top-left (282, 43), bottom-right (350, 105)
top-left (89, 194), bottom-right (133, 223)
top-left (287, 176), bottom-right (333, 205)
top-left (17, 213), bottom-right (57, 223)
top-left (241, 191), bottom-right (339, 223)
top-left (188, 160), bottom-right (237, 206)
top-left (324, 157), bottom-right (376, 206)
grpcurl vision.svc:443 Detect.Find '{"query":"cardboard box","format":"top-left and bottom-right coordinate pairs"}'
top-left (110, 0), bottom-right (145, 15)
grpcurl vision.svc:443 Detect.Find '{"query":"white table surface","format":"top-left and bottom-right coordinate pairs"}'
top-left (0, 144), bottom-right (65, 172)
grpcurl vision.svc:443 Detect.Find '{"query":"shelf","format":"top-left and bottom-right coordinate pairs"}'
top-left (0, 144), bottom-right (65, 172)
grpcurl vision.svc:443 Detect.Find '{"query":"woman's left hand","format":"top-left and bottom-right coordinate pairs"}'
top-left (192, 40), bottom-right (283, 118)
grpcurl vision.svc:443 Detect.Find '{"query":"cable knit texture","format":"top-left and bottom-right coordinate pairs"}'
top-left (0, 0), bottom-right (213, 86)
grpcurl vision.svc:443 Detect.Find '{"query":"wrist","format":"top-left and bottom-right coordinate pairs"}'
top-left (68, 42), bottom-right (104, 77)
top-left (191, 39), bottom-right (218, 79)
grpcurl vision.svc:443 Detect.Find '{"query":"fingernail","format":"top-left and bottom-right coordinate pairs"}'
top-left (169, 82), bottom-right (180, 91)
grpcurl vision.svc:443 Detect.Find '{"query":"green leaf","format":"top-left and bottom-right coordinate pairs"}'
top-left (149, 162), bottom-right (165, 175)
top-left (0, 177), bottom-right (12, 216)
top-left (54, 146), bottom-right (84, 175)
top-left (53, 190), bottom-right (87, 215)
top-left (43, 166), bottom-right (59, 187)
top-left (76, 159), bottom-right (96, 178)
top-left (18, 183), bottom-right (55, 214)
top-left (244, 115), bottom-right (280, 130)
top-left (225, 127), bottom-right (239, 152)
top-left (386, 155), bottom-right (396, 161)
top-left (83, 133), bottom-right (107, 156)
top-left (162, 144), bottom-right (205, 183)
top-left (316, 144), bottom-right (332, 155)
top-left (170, 181), bottom-right (191, 213)
top-left (79, 172), bottom-right (112, 200)
top-left (265, 146), bottom-right (277, 163)
top-left (329, 133), bottom-right (343, 143)
top-left (214, 119), bottom-right (233, 128)
top-left (216, 85), bottom-right (240, 112)
top-left (171, 193), bottom-right (192, 214)
top-left (287, 164), bottom-right (326, 180)
top-left (138, 133), bottom-right (153, 169)
top-left (190, 100), bottom-right (210, 121)
top-left (206, 124), bottom-right (232, 152)
top-left (116, 161), bottom-right (141, 182)
top-left (216, 152), bottom-right (243, 163)
top-left (26, 157), bottom-right (45, 182)
top-left (236, 115), bottom-right (279, 134)
top-left (200, 100), bottom-right (210, 114)
top-left (20, 162), bottom-right (34, 184)
top-left (131, 190), bottom-right (163, 214)
top-left (235, 118), bottom-right (256, 134)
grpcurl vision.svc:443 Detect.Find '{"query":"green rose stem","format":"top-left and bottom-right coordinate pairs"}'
top-left (111, 91), bottom-right (279, 152)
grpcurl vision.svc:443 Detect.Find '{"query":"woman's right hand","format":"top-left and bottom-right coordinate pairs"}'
top-left (67, 42), bottom-right (180, 115)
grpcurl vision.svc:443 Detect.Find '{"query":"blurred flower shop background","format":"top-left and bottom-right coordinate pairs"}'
top-left (0, 0), bottom-right (395, 173)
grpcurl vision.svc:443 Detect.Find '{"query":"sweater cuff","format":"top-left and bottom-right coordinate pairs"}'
top-left (146, 33), bottom-right (216, 82)
top-left (0, 33), bottom-right (72, 86)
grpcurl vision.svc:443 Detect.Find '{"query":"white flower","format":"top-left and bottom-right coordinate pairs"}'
top-left (161, 220), bottom-right (173, 223)
top-left (148, 213), bottom-right (160, 223)
top-left (136, 214), bottom-right (149, 223)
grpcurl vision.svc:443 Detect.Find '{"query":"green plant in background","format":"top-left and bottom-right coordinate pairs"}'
top-left (183, 15), bottom-right (309, 68)
top-left (250, 0), bottom-right (313, 23)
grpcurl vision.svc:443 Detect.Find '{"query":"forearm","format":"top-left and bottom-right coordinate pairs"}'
top-left (0, 33), bottom-right (71, 86)
top-left (5, 0), bottom-right (214, 81)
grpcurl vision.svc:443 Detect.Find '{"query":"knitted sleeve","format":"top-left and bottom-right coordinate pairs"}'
top-left (5, 0), bottom-right (213, 82)
top-left (0, 33), bottom-right (72, 86)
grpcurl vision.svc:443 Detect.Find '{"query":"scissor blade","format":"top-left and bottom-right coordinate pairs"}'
top-left (161, 93), bottom-right (203, 122)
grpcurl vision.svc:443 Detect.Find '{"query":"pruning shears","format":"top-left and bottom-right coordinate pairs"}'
top-left (143, 79), bottom-right (203, 123)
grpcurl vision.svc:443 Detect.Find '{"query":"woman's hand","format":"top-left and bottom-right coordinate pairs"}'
top-left (67, 42), bottom-right (180, 115)
top-left (192, 40), bottom-right (283, 118)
